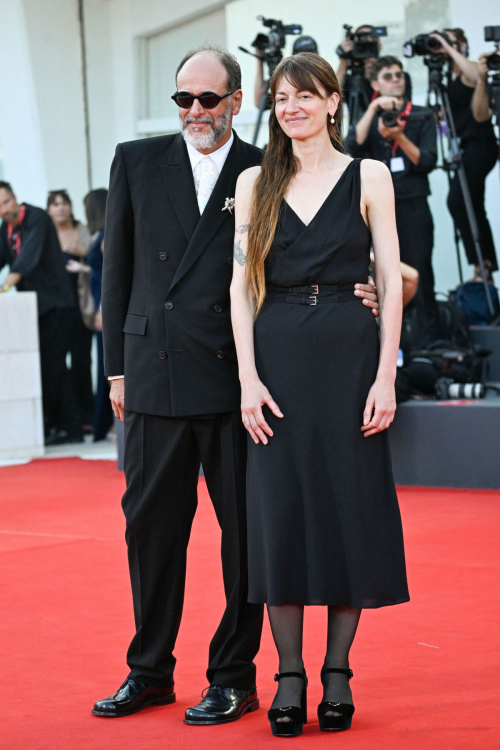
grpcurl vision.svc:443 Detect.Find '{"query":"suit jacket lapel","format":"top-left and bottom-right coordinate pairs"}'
top-left (159, 134), bottom-right (199, 244)
top-left (169, 131), bottom-right (247, 292)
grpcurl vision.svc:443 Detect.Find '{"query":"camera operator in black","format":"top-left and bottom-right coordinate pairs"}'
top-left (430, 29), bottom-right (498, 278)
top-left (346, 55), bottom-right (439, 345)
top-left (337, 25), bottom-right (412, 121)
top-left (253, 36), bottom-right (318, 108)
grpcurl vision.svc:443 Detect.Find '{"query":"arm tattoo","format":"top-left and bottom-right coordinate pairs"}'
top-left (233, 239), bottom-right (247, 266)
top-left (235, 223), bottom-right (249, 234)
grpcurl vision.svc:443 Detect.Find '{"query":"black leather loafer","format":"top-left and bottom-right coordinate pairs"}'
top-left (184, 685), bottom-right (259, 725)
top-left (92, 678), bottom-right (176, 717)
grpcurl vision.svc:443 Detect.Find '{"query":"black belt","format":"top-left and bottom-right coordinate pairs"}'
top-left (265, 283), bottom-right (356, 306)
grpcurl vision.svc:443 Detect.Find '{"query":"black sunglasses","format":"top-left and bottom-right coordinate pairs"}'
top-left (171, 90), bottom-right (236, 109)
top-left (381, 71), bottom-right (404, 81)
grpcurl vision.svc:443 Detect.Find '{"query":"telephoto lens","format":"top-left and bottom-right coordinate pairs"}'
top-left (448, 383), bottom-right (485, 399)
top-left (435, 378), bottom-right (485, 400)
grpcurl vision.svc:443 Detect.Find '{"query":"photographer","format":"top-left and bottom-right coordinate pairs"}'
top-left (0, 181), bottom-right (82, 444)
top-left (347, 56), bottom-right (439, 345)
top-left (253, 35), bottom-right (318, 108)
top-left (430, 29), bottom-right (498, 279)
top-left (337, 25), bottom-right (412, 122)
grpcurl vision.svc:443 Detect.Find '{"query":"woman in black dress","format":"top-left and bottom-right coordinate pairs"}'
top-left (230, 53), bottom-right (409, 737)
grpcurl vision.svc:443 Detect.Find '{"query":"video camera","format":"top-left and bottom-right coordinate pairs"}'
top-left (403, 30), bottom-right (453, 58)
top-left (251, 17), bottom-right (302, 61)
top-left (336, 24), bottom-right (387, 63)
top-left (484, 25), bottom-right (500, 71)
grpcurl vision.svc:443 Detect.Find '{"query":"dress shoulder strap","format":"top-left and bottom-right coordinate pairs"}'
top-left (347, 157), bottom-right (362, 211)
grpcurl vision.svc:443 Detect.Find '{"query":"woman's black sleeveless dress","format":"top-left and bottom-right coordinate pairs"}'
top-left (246, 159), bottom-right (410, 608)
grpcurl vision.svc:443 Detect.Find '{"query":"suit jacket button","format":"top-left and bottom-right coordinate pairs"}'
top-left (216, 351), bottom-right (224, 359)
top-left (227, 257), bottom-right (233, 265)
top-left (165, 301), bottom-right (174, 310)
top-left (214, 305), bottom-right (222, 313)
top-left (159, 252), bottom-right (168, 260)
top-left (158, 351), bottom-right (166, 359)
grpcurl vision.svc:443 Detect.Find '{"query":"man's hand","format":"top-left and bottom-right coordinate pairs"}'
top-left (375, 95), bottom-right (403, 111)
top-left (0, 271), bottom-right (21, 290)
top-left (354, 277), bottom-right (379, 318)
top-left (378, 117), bottom-right (404, 140)
top-left (110, 379), bottom-right (125, 422)
top-left (339, 37), bottom-right (354, 54)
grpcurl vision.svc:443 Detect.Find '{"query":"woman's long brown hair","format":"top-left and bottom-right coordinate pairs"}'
top-left (246, 53), bottom-right (344, 315)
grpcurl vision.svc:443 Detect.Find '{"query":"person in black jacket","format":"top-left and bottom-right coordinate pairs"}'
top-left (347, 56), bottom-right (439, 346)
top-left (0, 181), bottom-right (82, 444)
top-left (429, 29), bottom-right (498, 279)
top-left (94, 45), bottom-right (380, 725)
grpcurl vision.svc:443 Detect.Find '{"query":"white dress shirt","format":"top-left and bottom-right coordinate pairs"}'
top-left (108, 131), bottom-right (235, 381)
top-left (185, 130), bottom-right (234, 176)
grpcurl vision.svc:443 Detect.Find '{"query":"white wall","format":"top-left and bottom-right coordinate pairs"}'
top-left (0, 0), bottom-right (89, 219)
top-left (0, 0), bottom-right (49, 206)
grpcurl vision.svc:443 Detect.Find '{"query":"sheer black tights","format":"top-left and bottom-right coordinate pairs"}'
top-left (267, 604), bottom-right (361, 722)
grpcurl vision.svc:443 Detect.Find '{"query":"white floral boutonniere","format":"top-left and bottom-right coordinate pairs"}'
top-left (222, 197), bottom-right (235, 215)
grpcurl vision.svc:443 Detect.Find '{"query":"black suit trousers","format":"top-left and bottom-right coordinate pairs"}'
top-left (38, 309), bottom-right (82, 437)
top-left (122, 410), bottom-right (263, 689)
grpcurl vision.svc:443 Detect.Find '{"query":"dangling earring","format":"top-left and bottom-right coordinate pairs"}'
top-left (330, 114), bottom-right (335, 124)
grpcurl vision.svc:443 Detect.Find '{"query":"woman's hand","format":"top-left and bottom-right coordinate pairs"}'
top-left (361, 378), bottom-right (396, 437)
top-left (241, 374), bottom-right (283, 445)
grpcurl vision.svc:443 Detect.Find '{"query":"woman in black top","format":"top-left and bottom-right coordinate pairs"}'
top-left (431, 29), bottom-right (498, 278)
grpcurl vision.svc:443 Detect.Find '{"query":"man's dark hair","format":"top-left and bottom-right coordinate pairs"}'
top-left (84, 188), bottom-right (108, 235)
top-left (0, 180), bottom-right (14, 195)
top-left (370, 55), bottom-right (403, 81)
top-left (175, 45), bottom-right (242, 91)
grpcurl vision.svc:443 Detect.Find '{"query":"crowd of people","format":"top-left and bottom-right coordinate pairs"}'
top-left (0, 182), bottom-right (113, 445)
top-left (0, 17), bottom-right (498, 739)
top-left (254, 25), bottom-right (498, 350)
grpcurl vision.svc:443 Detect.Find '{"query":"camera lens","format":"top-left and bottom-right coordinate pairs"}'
top-left (448, 383), bottom-right (485, 399)
top-left (426, 36), bottom-right (442, 52)
top-left (487, 52), bottom-right (500, 71)
top-left (381, 110), bottom-right (399, 128)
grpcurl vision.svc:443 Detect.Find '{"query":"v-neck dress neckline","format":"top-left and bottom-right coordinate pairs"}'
top-left (283, 159), bottom-right (356, 229)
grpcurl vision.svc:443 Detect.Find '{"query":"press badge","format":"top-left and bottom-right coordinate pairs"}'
top-left (390, 157), bottom-right (405, 173)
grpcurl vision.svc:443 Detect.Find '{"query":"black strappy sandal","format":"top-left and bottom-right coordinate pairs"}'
top-left (268, 671), bottom-right (308, 737)
top-left (317, 667), bottom-right (355, 731)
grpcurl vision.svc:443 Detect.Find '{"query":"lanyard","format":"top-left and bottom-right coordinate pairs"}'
top-left (7, 204), bottom-right (26, 257)
top-left (391, 101), bottom-right (412, 156)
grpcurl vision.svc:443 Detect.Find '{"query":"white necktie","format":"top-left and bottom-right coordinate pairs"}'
top-left (193, 155), bottom-right (219, 214)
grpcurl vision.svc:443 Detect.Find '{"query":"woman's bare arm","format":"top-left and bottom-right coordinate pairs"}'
top-left (360, 159), bottom-right (402, 436)
top-left (230, 167), bottom-right (283, 445)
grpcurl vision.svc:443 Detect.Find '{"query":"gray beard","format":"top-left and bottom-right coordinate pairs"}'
top-left (181, 105), bottom-right (232, 150)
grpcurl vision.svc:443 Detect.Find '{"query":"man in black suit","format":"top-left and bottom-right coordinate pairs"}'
top-left (0, 182), bottom-right (81, 444)
top-left (95, 46), bottom-right (380, 724)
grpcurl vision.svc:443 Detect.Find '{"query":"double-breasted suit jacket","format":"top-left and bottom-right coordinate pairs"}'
top-left (102, 131), bottom-right (263, 417)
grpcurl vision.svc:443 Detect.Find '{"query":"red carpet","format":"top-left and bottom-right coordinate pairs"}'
top-left (0, 458), bottom-right (499, 749)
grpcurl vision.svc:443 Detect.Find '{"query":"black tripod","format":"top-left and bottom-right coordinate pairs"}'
top-left (345, 63), bottom-right (371, 142)
top-left (426, 56), bottom-right (496, 317)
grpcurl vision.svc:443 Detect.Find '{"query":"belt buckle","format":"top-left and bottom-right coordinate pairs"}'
top-left (310, 284), bottom-right (319, 295)
top-left (306, 295), bottom-right (317, 306)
